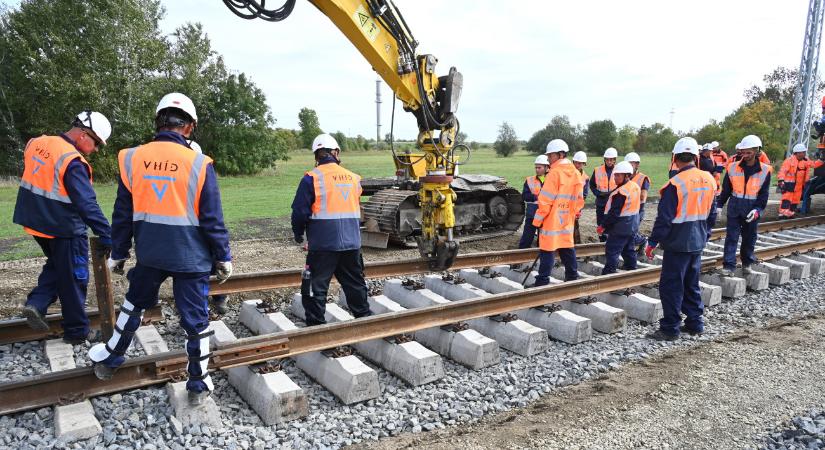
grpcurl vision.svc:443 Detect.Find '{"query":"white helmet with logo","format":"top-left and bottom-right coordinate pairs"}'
top-left (189, 141), bottom-right (203, 154)
top-left (156, 92), bottom-right (198, 123)
top-left (312, 133), bottom-right (340, 152)
top-left (534, 154), bottom-right (549, 165)
top-left (792, 143), bottom-right (808, 153)
top-left (624, 152), bottom-right (640, 163)
top-left (672, 137), bottom-right (699, 155)
top-left (603, 147), bottom-right (618, 158)
top-left (73, 111), bottom-right (112, 144)
top-left (613, 161), bottom-right (634, 175)
top-left (739, 135), bottom-right (762, 150)
top-left (572, 151), bottom-right (588, 163)
top-left (545, 139), bottom-right (570, 154)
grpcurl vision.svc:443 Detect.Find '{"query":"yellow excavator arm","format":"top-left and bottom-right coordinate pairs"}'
top-left (223, 0), bottom-right (463, 269)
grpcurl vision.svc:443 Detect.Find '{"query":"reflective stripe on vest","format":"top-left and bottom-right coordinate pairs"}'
top-left (19, 136), bottom-right (90, 204)
top-left (525, 176), bottom-right (543, 197)
top-left (727, 161), bottom-right (770, 200)
top-left (630, 172), bottom-right (649, 190)
top-left (539, 228), bottom-right (573, 237)
top-left (309, 164), bottom-right (362, 220)
top-left (119, 142), bottom-right (210, 226)
top-left (593, 165), bottom-right (615, 193)
top-left (661, 168), bottom-right (715, 224)
top-left (604, 182), bottom-right (641, 217)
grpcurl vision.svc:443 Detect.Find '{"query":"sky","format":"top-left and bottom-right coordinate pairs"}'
top-left (18, 1), bottom-right (817, 142)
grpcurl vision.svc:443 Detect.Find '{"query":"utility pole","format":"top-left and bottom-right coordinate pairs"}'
top-left (376, 79), bottom-right (382, 148)
top-left (669, 108), bottom-right (675, 130)
top-left (788, 0), bottom-right (825, 156)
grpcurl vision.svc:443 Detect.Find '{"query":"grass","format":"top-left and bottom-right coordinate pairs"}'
top-left (0, 148), bottom-right (677, 259)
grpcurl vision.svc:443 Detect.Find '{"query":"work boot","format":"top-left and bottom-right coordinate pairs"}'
top-left (188, 390), bottom-right (211, 407)
top-left (679, 325), bottom-right (704, 336)
top-left (21, 304), bottom-right (49, 332)
top-left (646, 330), bottom-right (678, 341)
top-left (63, 330), bottom-right (101, 345)
top-left (741, 265), bottom-right (753, 275)
top-left (210, 296), bottom-right (228, 315)
top-left (93, 363), bottom-right (117, 380)
top-left (636, 235), bottom-right (648, 256)
top-left (717, 267), bottom-right (735, 277)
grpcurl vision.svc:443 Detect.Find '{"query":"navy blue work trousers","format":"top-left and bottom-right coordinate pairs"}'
top-left (723, 213), bottom-right (759, 270)
top-left (518, 215), bottom-right (538, 249)
top-left (303, 249), bottom-right (372, 326)
top-left (658, 250), bottom-right (704, 335)
top-left (602, 233), bottom-right (638, 274)
top-left (26, 236), bottom-right (89, 340)
top-left (535, 248), bottom-right (578, 286)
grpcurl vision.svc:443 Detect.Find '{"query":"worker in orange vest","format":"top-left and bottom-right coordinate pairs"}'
top-left (644, 137), bottom-right (717, 340)
top-left (14, 111), bottom-right (113, 344)
top-left (589, 147), bottom-right (618, 242)
top-left (624, 152), bottom-right (650, 252)
top-left (518, 154), bottom-right (550, 248)
top-left (598, 161), bottom-right (641, 274)
top-left (778, 144), bottom-right (814, 218)
top-left (291, 133), bottom-right (372, 327)
top-left (571, 151), bottom-right (589, 244)
top-left (532, 139), bottom-right (585, 285)
top-left (718, 135), bottom-right (771, 276)
top-left (710, 141), bottom-right (727, 194)
top-left (89, 93), bottom-right (233, 407)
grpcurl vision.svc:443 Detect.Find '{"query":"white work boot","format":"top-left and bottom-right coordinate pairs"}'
top-left (717, 267), bottom-right (735, 277)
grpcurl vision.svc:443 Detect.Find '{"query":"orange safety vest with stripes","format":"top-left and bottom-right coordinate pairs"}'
top-left (305, 162), bottom-right (363, 251)
top-left (525, 175), bottom-right (543, 198)
top-left (605, 181), bottom-right (641, 217)
top-left (660, 168), bottom-right (716, 224)
top-left (727, 161), bottom-right (771, 200)
top-left (532, 159), bottom-right (584, 251)
top-left (14, 135), bottom-right (92, 238)
top-left (630, 172), bottom-right (649, 191)
top-left (593, 164), bottom-right (616, 194)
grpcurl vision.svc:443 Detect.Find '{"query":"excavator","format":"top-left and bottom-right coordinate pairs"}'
top-left (222, 0), bottom-right (524, 270)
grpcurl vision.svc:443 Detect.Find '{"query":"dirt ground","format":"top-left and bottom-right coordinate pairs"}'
top-left (353, 314), bottom-right (825, 450)
top-left (0, 194), bottom-right (818, 319)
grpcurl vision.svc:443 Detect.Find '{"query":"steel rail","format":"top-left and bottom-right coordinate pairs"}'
top-left (2, 236), bottom-right (824, 416)
top-left (211, 215), bottom-right (825, 295)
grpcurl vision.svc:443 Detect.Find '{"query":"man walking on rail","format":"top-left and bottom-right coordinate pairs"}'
top-left (518, 154), bottom-right (550, 248)
top-left (590, 147), bottom-right (618, 242)
top-left (778, 144), bottom-right (813, 218)
top-left (717, 135), bottom-right (771, 276)
top-left (14, 111), bottom-right (113, 344)
top-left (599, 161), bottom-right (641, 274)
top-left (291, 133), bottom-right (372, 327)
top-left (88, 93), bottom-right (233, 407)
top-left (644, 137), bottom-right (717, 340)
top-left (531, 139), bottom-right (584, 285)
top-left (624, 152), bottom-right (650, 252)
top-left (572, 151), bottom-right (589, 244)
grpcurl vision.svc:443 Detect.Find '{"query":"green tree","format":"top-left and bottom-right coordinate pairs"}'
top-left (615, 125), bottom-right (638, 153)
top-left (719, 99), bottom-right (789, 162)
top-left (634, 123), bottom-right (679, 153)
top-left (298, 107), bottom-right (322, 149)
top-left (494, 121), bottom-right (519, 157)
top-left (456, 131), bottom-right (467, 145)
top-left (584, 119), bottom-right (617, 153)
top-left (526, 115), bottom-right (584, 154)
top-left (332, 131), bottom-right (348, 151)
top-left (694, 120), bottom-right (723, 146)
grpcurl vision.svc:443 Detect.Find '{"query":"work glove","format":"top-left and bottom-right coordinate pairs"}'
top-left (215, 261), bottom-right (233, 284)
top-left (95, 239), bottom-right (112, 260)
top-left (575, 210), bottom-right (582, 219)
top-left (644, 244), bottom-right (656, 261)
top-left (107, 257), bottom-right (126, 275)
top-left (596, 225), bottom-right (605, 235)
top-left (294, 234), bottom-right (304, 244)
top-left (745, 209), bottom-right (759, 223)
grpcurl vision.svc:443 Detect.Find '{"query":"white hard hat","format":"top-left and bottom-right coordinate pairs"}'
top-left (603, 147), bottom-right (618, 158)
top-left (545, 139), bottom-right (569, 154)
top-left (572, 151), bottom-right (588, 163)
top-left (672, 137), bottom-right (699, 155)
top-left (189, 141), bottom-right (203, 154)
top-left (735, 142), bottom-right (742, 150)
top-left (711, 141), bottom-right (720, 148)
top-left (311, 133), bottom-right (340, 152)
top-left (156, 92), bottom-right (198, 123)
top-left (534, 154), bottom-right (549, 165)
top-left (74, 111), bottom-right (112, 144)
top-left (739, 134), bottom-right (762, 149)
top-left (701, 143), bottom-right (712, 152)
top-left (613, 161), bottom-right (634, 175)
top-left (624, 152), bottom-right (640, 163)
top-left (792, 143), bottom-right (808, 153)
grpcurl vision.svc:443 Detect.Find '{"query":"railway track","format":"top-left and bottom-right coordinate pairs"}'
top-left (1, 215), bottom-right (825, 444)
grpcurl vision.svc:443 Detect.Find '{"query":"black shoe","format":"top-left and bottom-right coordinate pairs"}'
top-left (188, 390), bottom-right (211, 407)
top-left (210, 296), bottom-right (228, 315)
top-left (646, 330), bottom-right (679, 341)
top-left (21, 305), bottom-right (49, 332)
top-left (636, 236), bottom-right (648, 256)
top-left (679, 325), bottom-right (704, 336)
top-left (93, 363), bottom-right (116, 380)
top-left (63, 330), bottom-right (101, 345)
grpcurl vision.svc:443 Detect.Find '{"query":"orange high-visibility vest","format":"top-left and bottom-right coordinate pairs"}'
top-left (659, 167), bottom-right (716, 224)
top-left (593, 165), bottom-right (616, 194)
top-left (578, 170), bottom-right (589, 185)
top-left (727, 161), bottom-right (771, 200)
top-left (307, 163), bottom-right (362, 220)
top-left (605, 181), bottom-right (641, 216)
top-left (525, 175), bottom-right (543, 197)
top-left (119, 141), bottom-right (211, 226)
top-left (532, 159), bottom-right (584, 251)
top-left (630, 172), bottom-right (649, 190)
top-left (711, 150), bottom-right (728, 169)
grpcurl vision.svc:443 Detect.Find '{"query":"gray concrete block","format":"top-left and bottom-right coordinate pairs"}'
top-left (44, 339), bottom-right (75, 372)
top-left (490, 264), bottom-right (561, 287)
top-left (551, 266), bottom-right (593, 280)
top-left (459, 269), bottom-right (525, 294)
top-left (752, 262), bottom-right (791, 285)
top-left (789, 254), bottom-right (825, 275)
top-left (698, 282), bottom-right (723, 307)
top-left (773, 258), bottom-right (811, 279)
top-left (705, 241), bottom-right (725, 251)
top-left (580, 261), bottom-right (606, 276)
top-left (561, 300), bottom-right (626, 333)
top-left (382, 280), bottom-right (499, 369)
top-left (700, 274), bottom-right (746, 298)
top-left (135, 325), bottom-right (169, 355)
top-left (209, 320), bottom-right (307, 425)
top-left (54, 401), bottom-right (102, 443)
top-left (514, 307), bottom-right (591, 344)
top-left (423, 274), bottom-right (490, 300)
top-left (166, 382), bottom-right (221, 428)
top-left (702, 250), bottom-right (724, 258)
top-left (597, 293), bottom-right (662, 324)
top-left (238, 304), bottom-right (379, 404)
top-left (293, 294), bottom-right (444, 386)
top-left (736, 268), bottom-right (769, 291)
top-left (769, 232), bottom-right (805, 242)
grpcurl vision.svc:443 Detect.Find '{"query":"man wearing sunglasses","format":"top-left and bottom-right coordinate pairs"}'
top-left (13, 111), bottom-right (113, 344)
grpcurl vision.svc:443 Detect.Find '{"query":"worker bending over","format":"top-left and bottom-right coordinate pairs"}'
top-left (717, 135), bottom-right (771, 276)
top-left (777, 144), bottom-right (813, 218)
top-left (532, 139), bottom-right (584, 285)
top-left (89, 93), bottom-right (233, 407)
top-left (291, 134), bottom-right (372, 326)
top-left (598, 161), bottom-right (640, 274)
top-left (571, 151), bottom-right (589, 244)
top-left (645, 137), bottom-right (717, 340)
top-left (14, 111), bottom-right (113, 344)
top-left (590, 148), bottom-right (618, 242)
top-left (518, 154), bottom-right (549, 248)
top-left (624, 152), bottom-right (650, 252)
